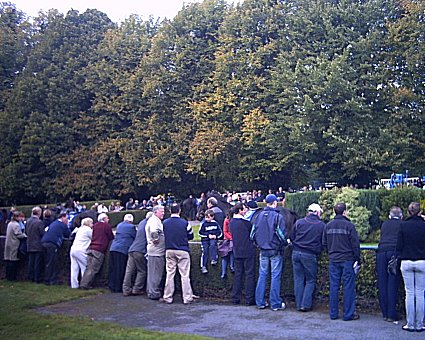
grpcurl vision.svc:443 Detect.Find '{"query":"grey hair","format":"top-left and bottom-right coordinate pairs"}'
top-left (81, 217), bottom-right (93, 227)
top-left (389, 206), bottom-right (403, 219)
top-left (32, 206), bottom-right (42, 216)
top-left (207, 197), bottom-right (218, 206)
top-left (152, 205), bottom-right (164, 214)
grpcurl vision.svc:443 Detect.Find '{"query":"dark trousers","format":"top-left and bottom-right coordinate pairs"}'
top-left (232, 256), bottom-right (256, 304)
top-left (377, 251), bottom-right (400, 320)
top-left (28, 251), bottom-right (43, 283)
top-left (108, 251), bottom-right (128, 293)
top-left (5, 260), bottom-right (19, 281)
top-left (42, 243), bottom-right (59, 285)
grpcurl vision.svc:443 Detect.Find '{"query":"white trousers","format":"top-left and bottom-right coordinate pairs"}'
top-left (70, 248), bottom-right (88, 288)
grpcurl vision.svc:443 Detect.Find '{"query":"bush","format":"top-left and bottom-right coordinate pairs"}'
top-left (318, 188), bottom-right (340, 222)
top-left (380, 187), bottom-right (423, 220)
top-left (286, 191), bottom-right (321, 218)
top-left (107, 210), bottom-right (149, 227)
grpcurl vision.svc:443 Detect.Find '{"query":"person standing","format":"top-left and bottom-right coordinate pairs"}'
top-left (251, 194), bottom-right (288, 311)
top-left (108, 214), bottom-right (136, 292)
top-left (4, 211), bottom-right (27, 281)
top-left (69, 217), bottom-right (93, 288)
top-left (161, 203), bottom-right (198, 304)
top-left (145, 205), bottom-right (166, 300)
top-left (376, 206), bottom-right (403, 322)
top-left (80, 213), bottom-right (114, 289)
top-left (26, 206), bottom-right (45, 283)
top-left (290, 203), bottom-right (325, 312)
top-left (41, 212), bottom-right (70, 285)
top-left (122, 212), bottom-right (153, 296)
top-left (322, 202), bottom-right (360, 321)
top-left (229, 203), bottom-right (256, 306)
top-left (396, 202), bottom-right (425, 332)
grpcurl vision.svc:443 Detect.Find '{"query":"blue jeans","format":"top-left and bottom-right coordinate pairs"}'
top-left (201, 239), bottom-right (218, 268)
top-left (376, 251), bottom-right (400, 320)
top-left (255, 249), bottom-right (283, 309)
top-left (292, 250), bottom-right (318, 310)
top-left (400, 260), bottom-right (425, 329)
top-left (221, 252), bottom-right (234, 277)
top-left (329, 261), bottom-right (356, 320)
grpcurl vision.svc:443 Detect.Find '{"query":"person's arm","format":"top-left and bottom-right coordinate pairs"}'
top-left (198, 221), bottom-right (208, 238)
top-left (349, 225), bottom-right (361, 263)
top-left (186, 222), bottom-right (194, 241)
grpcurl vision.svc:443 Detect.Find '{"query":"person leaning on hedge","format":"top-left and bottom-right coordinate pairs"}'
top-left (376, 206), bottom-right (402, 323)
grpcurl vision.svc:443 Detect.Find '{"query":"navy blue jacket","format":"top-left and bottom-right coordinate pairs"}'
top-left (290, 214), bottom-right (325, 255)
top-left (199, 220), bottom-right (222, 239)
top-left (229, 217), bottom-right (255, 258)
top-left (163, 216), bottom-right (194, 252)
top-left (41, 219), bottom-right (71, 248)
top-left (323, 215), bottom-right (360, 263)
top-left (250, 207), bottom-right (287, 250)
top-left (378, 218), bottom-right (402, 253)
top-left (396, 215), bottom-right (425, 260)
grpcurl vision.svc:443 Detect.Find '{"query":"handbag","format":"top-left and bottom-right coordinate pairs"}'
top-left (387, 255), bottom-right (398, 275)
top-left (18, 238), bottom-right (28, 259)
top-left (218, 239), bottom-right (233, 257)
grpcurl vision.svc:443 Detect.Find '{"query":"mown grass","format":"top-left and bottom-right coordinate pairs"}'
top-left (0, 281), bottom-right (208, 339)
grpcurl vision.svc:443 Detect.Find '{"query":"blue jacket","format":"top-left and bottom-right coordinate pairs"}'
top-left (199, 220), bottom-right (222, 239)
top-left (290, 214), bottom-right (325, 255)
top-left (163, 216), bottom-right (194, 252)
top-left (128, 218), bottom-right (149, 253)
top-left (250, 207), bottom-right (287, 250)
top-left (41, 219), bottom-right (71, 248)
top-left (110, 221), bottom-right (136, 255)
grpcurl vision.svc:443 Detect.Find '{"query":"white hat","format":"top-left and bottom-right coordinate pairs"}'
top-left (308, 203), bottom-right (323, 213)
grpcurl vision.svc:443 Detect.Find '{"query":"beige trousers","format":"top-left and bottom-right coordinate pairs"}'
top-left (163, 249), bottom-right (194, 303)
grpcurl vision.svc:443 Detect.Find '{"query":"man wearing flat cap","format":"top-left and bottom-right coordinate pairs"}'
top-left (290, 203), bottom-right (325, 312)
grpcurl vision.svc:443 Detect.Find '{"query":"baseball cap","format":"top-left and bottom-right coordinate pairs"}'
top-left (246, 200), bottom-right (258, 209)
top-left (308, 203), bottom-right (323, 213)
top-left (265, 194), bottom-right (278, 204)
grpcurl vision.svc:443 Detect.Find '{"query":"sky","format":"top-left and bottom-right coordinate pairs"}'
top-left (11, 0), bottom-right (240, 23)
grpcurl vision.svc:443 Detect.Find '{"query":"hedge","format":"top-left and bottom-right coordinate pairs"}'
top-left (0, 238), bottom-right (393, 314)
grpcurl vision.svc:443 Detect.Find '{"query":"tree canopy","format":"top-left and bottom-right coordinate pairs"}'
top-left (0, 0), bottom-right (423, 204)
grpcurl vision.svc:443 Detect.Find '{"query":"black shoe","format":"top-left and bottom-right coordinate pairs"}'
top-left (343, 314), bottom-right (360, 321)
top-left (299, 307), bottom-right (311, 312)
top-left (416, 327), bottom-right (425, 333)
top-left (402, 325), bottom-right (415, 332)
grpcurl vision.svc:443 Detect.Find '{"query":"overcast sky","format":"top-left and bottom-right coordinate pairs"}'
top-left (12, 0), bottom-right (241, 22)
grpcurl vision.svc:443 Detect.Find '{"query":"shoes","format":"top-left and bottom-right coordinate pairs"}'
top-left (258, 302), bottom-right (269, 309)
top-left (330, 316), bottom-right (339, 320)
top-left (230, 268), bottom-right (235, 273)
top-left (159, 298), bottom-right (172, 304)
top-left (402, 325), bottom-right (415, 332)
top-left (132, 291), bottom-right (145, 296)
top-left (299, 307), bottom-right (311, 312)
top-left (123, 291), bottom-right (132, 297)
top-left (344, 314), bottom-right (360, 321)
top-left (220, 274), bottom-right (227, 280)
top-left (272, 302), bottom-right (286, 311)
top-left (416, 326), bottom-right (425, 333)
top-left (211, 260), bottom-right (218, 265)
top-left (201, 266), bottom-right (208, 274)
top-left (192, 295), bottom-right (200, 299)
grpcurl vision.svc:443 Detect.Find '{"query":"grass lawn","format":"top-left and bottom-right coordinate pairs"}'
top-left (0, 281), bottom-right (208, 339)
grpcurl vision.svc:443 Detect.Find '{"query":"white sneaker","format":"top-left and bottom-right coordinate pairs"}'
top-left (272, 302), bottom-right (286, 311)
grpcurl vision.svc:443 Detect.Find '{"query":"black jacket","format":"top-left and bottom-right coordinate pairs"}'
top-left (378, 218), bottom-right (402, 252)
top-left (26, 216), bottom-right (45, 252)
top-left (396, 215), bottom-right (425, 260)
top-left (229, 216), bottom-right (255, 258)
top-left (290, 214), bottom-right (325, 255)
top-left (323, 215), bottom-right (360, 263)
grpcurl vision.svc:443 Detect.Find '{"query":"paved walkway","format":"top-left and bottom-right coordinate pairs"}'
top-left (38, 293), bottom-right (422, 339)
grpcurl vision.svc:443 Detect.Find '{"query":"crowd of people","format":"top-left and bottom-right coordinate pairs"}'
top-left (2, 193), bottom-right (425, 333)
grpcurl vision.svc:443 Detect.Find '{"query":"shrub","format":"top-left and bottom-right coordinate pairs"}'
top-left (380, 187), bottom-right (423, 220)
top-left (107, 210), bottom-right (149, 227)
top-left (286, 191), bottom-right (321, 218)
top-left (318, 188), bottom-right (340, 222)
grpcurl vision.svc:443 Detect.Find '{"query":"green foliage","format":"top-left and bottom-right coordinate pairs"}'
top-left (318, 188), bottom-right (340, 223)
top-left (286, 191), bottom-right (322, 218)
top-left (380, 187), bottom-right (424, 220)
top-left (335, 188), bottom-right (372, 241)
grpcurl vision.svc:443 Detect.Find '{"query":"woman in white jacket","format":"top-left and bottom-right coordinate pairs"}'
top-left (70, 217), bottom-right (93, 288)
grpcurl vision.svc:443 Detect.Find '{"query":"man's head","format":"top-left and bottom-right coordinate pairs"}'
top-left (407, 202), bottom-right (421, 216)
top-left (389, 206), bottom-right (403, 219)
top-left (153, 205), bottom-right (165, 220)
top-left (246, 200), bottom-right (258, 209)
top-left (123, 213), bottom-right (134, 223)
top-left (98, 213), bottom-right (109, 223)
top-left (308, 203), bottom-right (323, 217)
top-left (207, 197), bottom-right (218, 208)
top-left (58, 211), bottom-right (68, 224)
top-left (334, 202), bottom-right (347, 215)
top-left (31, 206), bottom-right (42, 217)
top-left (170, 203), bottom-right (181, 215)
top-left (265, 194), bottom-right (278, 207)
